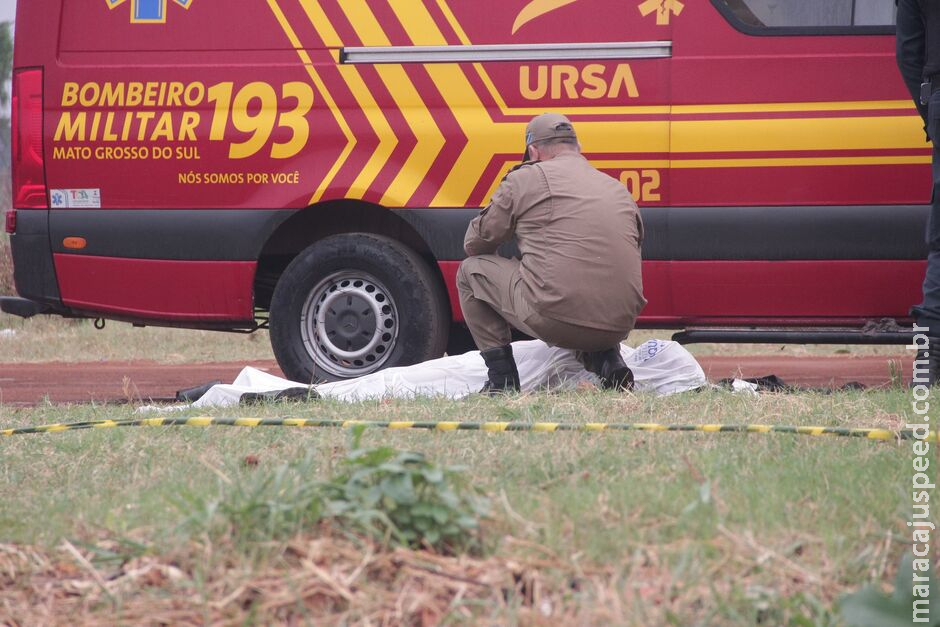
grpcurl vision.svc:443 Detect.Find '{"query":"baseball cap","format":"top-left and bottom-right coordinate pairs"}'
top-left (523, 112), bottom-right (578, 160)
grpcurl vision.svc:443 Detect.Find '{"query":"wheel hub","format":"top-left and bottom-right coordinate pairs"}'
top-left (322, 292), bottom-right (375, 353)
top-left (300, 272), bottom-right (399, 378)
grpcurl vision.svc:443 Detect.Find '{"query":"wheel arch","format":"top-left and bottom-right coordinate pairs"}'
top-left (254, 200), bottom-right (448, 312)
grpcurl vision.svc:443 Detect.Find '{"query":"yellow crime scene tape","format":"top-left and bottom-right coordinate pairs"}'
top-left (0, 417), bottom-right (933, 441)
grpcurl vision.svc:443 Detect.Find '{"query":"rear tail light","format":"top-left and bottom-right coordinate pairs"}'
top-left (4, 208), bottom-right (15, 234)
top-left (12, 68), bottom-right (47, 209)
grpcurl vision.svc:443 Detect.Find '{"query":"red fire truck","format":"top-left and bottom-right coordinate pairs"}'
top-left (4, 0), bottom-right (927, 381)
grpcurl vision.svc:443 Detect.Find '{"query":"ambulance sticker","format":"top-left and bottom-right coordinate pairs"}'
top-left (638, 0), bottom-right (684, 25)
top-left (51, 189), bottom-right (102, 209)
top-left (106, 0), bottom-right (193, 25)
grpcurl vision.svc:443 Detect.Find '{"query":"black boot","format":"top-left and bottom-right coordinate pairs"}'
top-left (577, 347), bottom-right (634, 390)
top-left (479, 345), bottom-right (521, 395)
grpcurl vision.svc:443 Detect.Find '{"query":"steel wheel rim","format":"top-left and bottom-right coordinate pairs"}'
top-left (300, 271), bottom-right (399, 378)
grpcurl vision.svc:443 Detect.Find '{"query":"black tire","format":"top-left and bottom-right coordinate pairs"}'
top-left (446, 323), bottom-right (477, 356)
top-left (269, 234), bottom-right (450, 383)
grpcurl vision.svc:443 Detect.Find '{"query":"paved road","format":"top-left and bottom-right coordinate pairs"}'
top-left (0, 355), bottom-right (917, 407)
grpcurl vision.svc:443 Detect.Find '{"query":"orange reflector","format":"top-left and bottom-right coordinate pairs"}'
top-left (63, 237), bottom-right (87, 250)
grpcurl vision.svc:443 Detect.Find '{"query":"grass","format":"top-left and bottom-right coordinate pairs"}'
top-left (0, 384), bottom-right (928, 623)
top-left (0, 312), bottom-right (912, 364)
top-left (0, 314), bottom-right (278, 363)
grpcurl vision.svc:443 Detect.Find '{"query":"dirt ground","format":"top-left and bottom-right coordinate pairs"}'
top-left (0, 355), bottom-right (917, 407)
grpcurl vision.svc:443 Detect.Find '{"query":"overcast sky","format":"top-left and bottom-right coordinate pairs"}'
top-left (2, 1), bottom-right (13, 119)
top-left (1, 1), bottom-right (14, 23)
top-left (1, 1), bottom-right (14, 24)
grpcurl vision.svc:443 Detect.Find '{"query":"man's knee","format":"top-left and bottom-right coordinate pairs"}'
top-left (456, 257), bottom-right (485, 293)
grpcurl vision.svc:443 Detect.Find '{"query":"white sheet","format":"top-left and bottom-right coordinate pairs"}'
top-left (185, 339), bottom-right (706, 408)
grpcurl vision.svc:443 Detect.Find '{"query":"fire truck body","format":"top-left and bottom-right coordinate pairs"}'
top-left (5, 0), bottom-right (927, 380)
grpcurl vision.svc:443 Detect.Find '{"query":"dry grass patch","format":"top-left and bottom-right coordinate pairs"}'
top-left (1, 527), bottom-right (865, 625)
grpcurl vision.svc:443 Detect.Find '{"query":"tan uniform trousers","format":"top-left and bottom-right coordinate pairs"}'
top-left (456, 255), bottom-right (628, 351)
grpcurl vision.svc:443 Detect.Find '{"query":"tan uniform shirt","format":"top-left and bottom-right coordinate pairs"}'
top-left (464, 152), bottom-right (647, 332)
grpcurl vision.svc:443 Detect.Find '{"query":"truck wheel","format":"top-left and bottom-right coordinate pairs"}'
top-left (269, 234), bottom-right (449, 383)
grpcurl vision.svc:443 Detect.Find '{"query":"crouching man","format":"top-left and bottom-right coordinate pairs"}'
top-left (457, 112), bottom-right (647, 393)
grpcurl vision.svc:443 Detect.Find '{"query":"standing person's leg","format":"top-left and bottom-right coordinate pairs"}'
top-left (912, 90), bottom-right (940, 384)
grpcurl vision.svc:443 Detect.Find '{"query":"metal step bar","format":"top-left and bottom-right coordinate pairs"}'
top-left (672, 327), bottom-right (917, 345)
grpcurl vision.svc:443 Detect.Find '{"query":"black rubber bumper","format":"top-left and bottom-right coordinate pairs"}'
top-left (9, 209), bottom-right (61, 308)
top-left (0, 296), bottom-right (49, 318)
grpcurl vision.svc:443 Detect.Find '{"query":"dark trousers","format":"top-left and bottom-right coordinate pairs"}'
top-left (912, 90), bottom-right (940, 337)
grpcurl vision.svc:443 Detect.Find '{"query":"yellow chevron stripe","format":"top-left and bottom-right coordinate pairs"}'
top-left (434, 121), bottom-right (670, 206)
top-left (141, 418), bottom-right (165, 427)
top-left (478, 162), bottom-right (516, 203)
top-left (866, 429), bottom-right (895, 440)
top-left (1, 429), bottom-right (12, 436)
top-left (389, 0), bottom-right (518, 207)
top-left (592, 159), bottom-right (671, 169)
top-left (279, 0), bottom-right (928, 209)
top-left (674, 100), bottom-right (916, 115)
top-left (673, 116), bottom-right (924, 154)
top-left (93, 420), bottom-right (119, 429)
top-left (635, 423), bottom-right (667, 431)
top-left (389, 421), bottom-right (415, 429)
top-left (187, 417), bottom-right (213, 427)
top-left (338, 66), bottom-right (398, 199)
top-left (297, 0), bottom-right (342, 47)
top-left (482, 154), bottom-right (926, 202)
top-left (322, 0), bottom-right (398, 200)
top-left (44, 424), bottom-right (68, 432)
top-left (673, 155), bottom-right (931, 168)
top-left (234, 418), bottom-right (261, 427)
top-left (388, 0), bottom-right (448, 46)
top-left (283, 418), bottom-right (307, 427)
top-left (482, 422), bottom-right (509, 432)
top-left (340, 0), bottom-right (388, 46)
top-left (337, 0), bottom-right (445, 206)
top-left (376, 64), bottom-right (446, 206)
top-left (436, 421), bottom-right (460, 430)
top-left (478, 156), bottom-right (671, 201)
top-left (268, 0), bottom-right (355, 204)
top-left (701, 424), bottom-right (722, 432)
top-left (748, 425), bottom-right (772, 433)
top-left (584, 423), bottom-right (608, 431)
top-left (435, 0), bottom-right (470, 43)
top-left (428, 93), bottom-right (522, 206)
